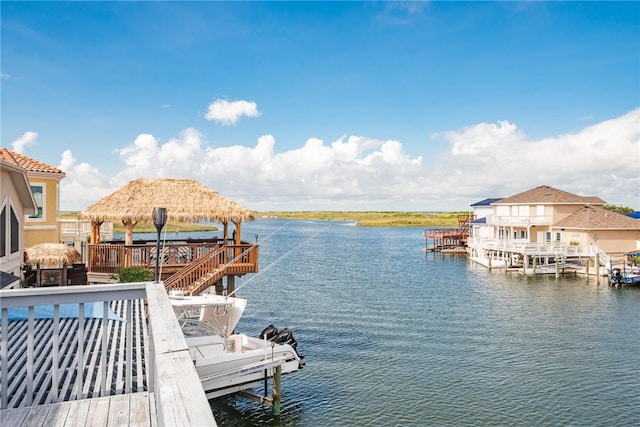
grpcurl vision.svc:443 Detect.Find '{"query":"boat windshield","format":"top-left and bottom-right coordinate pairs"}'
top-left (179, 319), bottom-right (218, 337)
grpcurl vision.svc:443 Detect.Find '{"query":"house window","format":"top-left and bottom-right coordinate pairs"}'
top-left (546, 232), bottom-right (551, 242)
top-left (555, 232), bottom-right (561, 242)
top-left (520, 230), bottom-right (527, 239)
top-left (10, 207), bottom-right (19, 253)
top-left (0, 206), bottom-right (6, 258)
top-left (29, 184), bottom-right (44, 219)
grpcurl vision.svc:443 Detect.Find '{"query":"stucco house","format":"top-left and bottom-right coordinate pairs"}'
top-left (468, 185), bottom-right (640, 272)
top-left (0, 154), bottom-right (38, 287)
top-left (0, 149), bottom-right (66, 248)
top-left (552, 205), bottom-right (640, 256)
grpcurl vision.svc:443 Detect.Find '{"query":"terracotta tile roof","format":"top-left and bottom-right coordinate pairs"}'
top-left (553, 205), bottom-right (640, 230)
top-left (0, 148), bottom-right (65, 175)
top-left (495, 185), bottom-right (605, 205)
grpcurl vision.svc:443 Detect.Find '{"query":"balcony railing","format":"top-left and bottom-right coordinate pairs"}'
top-left (468, 236), bottom-right (610, 267)
top-left (486, 215), bottom-right (550, 226)
top-left (0, 282), bottom-right (216, 425)
top-left (59, 219), bottom-right (113, 242)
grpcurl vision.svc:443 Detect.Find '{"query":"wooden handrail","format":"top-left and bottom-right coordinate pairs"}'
top-left (163, 244), bottom-right (259, 295)
top-left (0, 282), bottom-right (216, 426)
top-left (87, 242), bottom-right (220, 273)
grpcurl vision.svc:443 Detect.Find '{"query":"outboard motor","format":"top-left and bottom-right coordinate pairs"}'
top-left (260, 324), bottom-right (279, 340)
top-left (263, 324), bottom-right (305, 368)
top-left (273, 328), bottom-right (297, 348)
top-left (611, 268), bottom-right (622, 285)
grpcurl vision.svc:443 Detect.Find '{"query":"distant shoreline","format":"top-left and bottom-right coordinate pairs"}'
top-left (256, 211), bottom-right (464, 227)
top-left (62, 211), bottom-right (465, 233)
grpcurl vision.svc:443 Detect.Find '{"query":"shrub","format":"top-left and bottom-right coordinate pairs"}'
top-left (112, 267), bottom-right (153, 283)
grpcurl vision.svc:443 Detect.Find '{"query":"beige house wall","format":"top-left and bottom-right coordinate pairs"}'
top-left (24, 174), bottom-right (62, 248)
top-left (550, 205), bottom-right (585, 223)
top-left (556, 229), bottom-right (640, 255)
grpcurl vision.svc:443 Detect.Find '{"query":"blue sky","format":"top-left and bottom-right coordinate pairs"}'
top-left (2, 1), bottom-right (639, 211)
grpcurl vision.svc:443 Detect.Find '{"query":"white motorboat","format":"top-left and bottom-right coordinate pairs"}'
top-left (169, 291), bottom-right (304, 399)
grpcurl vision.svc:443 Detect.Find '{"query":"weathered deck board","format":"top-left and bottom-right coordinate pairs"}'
top-left (0, 393), bottom-right (158, 427)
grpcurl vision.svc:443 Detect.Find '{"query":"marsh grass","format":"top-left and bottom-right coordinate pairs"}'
top-left (62, 210), bottom-right (464, 232)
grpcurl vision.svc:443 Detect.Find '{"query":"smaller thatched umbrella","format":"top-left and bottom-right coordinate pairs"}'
top-left (25, 243), bottom-right (82, 286)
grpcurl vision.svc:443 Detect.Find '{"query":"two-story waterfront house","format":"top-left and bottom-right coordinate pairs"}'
top-left (0, 149), bottom-right (67, 248)
top-left (467, 185), bottom-right (640, 275)
top-left (0, 155), bottom-right (38, 288)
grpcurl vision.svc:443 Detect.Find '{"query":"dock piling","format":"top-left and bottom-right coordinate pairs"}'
top-left (273, 365), bottom-right (282, 415)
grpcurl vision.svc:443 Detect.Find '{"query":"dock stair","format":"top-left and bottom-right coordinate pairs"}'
top-left (164, 245), bottom-right (258, 296)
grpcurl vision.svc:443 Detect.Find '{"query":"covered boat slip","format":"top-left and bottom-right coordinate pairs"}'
top-left (0, 282), bottom-right (216, 426)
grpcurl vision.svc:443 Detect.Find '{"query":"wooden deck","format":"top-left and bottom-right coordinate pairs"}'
top-left (1, 392), bottom-right (156, 426)
top-left (0, 283), bottom-right (216, 426)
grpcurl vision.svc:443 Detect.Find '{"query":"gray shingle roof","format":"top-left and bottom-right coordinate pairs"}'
top-left (1, 271), bottom-right (20, 289)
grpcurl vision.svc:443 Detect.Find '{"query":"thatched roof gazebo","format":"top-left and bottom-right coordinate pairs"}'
top-left (26, 243), bottom-right (82, 267)
top-left (78, 178), bottom-right (255, 245)
top-left (25, 243), bottom-right (83, 287)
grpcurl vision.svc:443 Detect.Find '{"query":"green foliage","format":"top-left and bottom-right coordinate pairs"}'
top-left (603, 204), bottom-right (634, 214)
top-left (112, 267), bottom-right (153, 283)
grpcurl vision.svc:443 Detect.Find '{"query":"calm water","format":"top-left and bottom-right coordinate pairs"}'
top-left (136, 219), bottom-right (640, 426)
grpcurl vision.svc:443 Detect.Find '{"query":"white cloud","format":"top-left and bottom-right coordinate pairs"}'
top-left (58, 108), bottom-right (640, 212)
top-left (205, 99), bottom-right (261, 125)
top-left (58, 150), bottom-right (115, 210)
top-left (1, 73), bottom-right (12, 80)
top-left (11, 131), bottom-right (38, 153)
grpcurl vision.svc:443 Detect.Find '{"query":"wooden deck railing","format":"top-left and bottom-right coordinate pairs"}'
top-left (0, 282), bottom-right (216, 426)
top-left (88, 241), bottom-right (220, 274)
top-left (87, 240), bottom-right (259, 292)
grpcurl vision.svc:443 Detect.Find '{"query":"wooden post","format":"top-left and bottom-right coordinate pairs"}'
top-left (555, 258), bottom-right (559, 279)
top-left (226, 275), bottom-right (235, 295)
top-left (586, 259), bottom-right (589, 279)
top-left (273, 365), bottom-right (282, 415)
top-left (533, 257), bottom-right (537, 274)
top-left (595, 253), bottom-right (600, 285)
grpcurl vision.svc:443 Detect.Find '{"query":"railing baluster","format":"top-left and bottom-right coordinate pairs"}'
top-left (101, 300), bottom-right (108, 397)
top-left (52, 304), bottom-right (60, 403)
top-left (27, 306), bottom-right (34, 406)
top-left (126, 299), bottom-right (133, 393)
top-left (77, 302), bottom-right (85, 399)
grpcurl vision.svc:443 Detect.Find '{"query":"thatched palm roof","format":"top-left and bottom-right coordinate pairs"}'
top-left (26, 243), bottom-right (82, 267)
top-left (78, 178), bottom-right (254, 224)
top-left (78, 178), bottom-right (254, 245)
